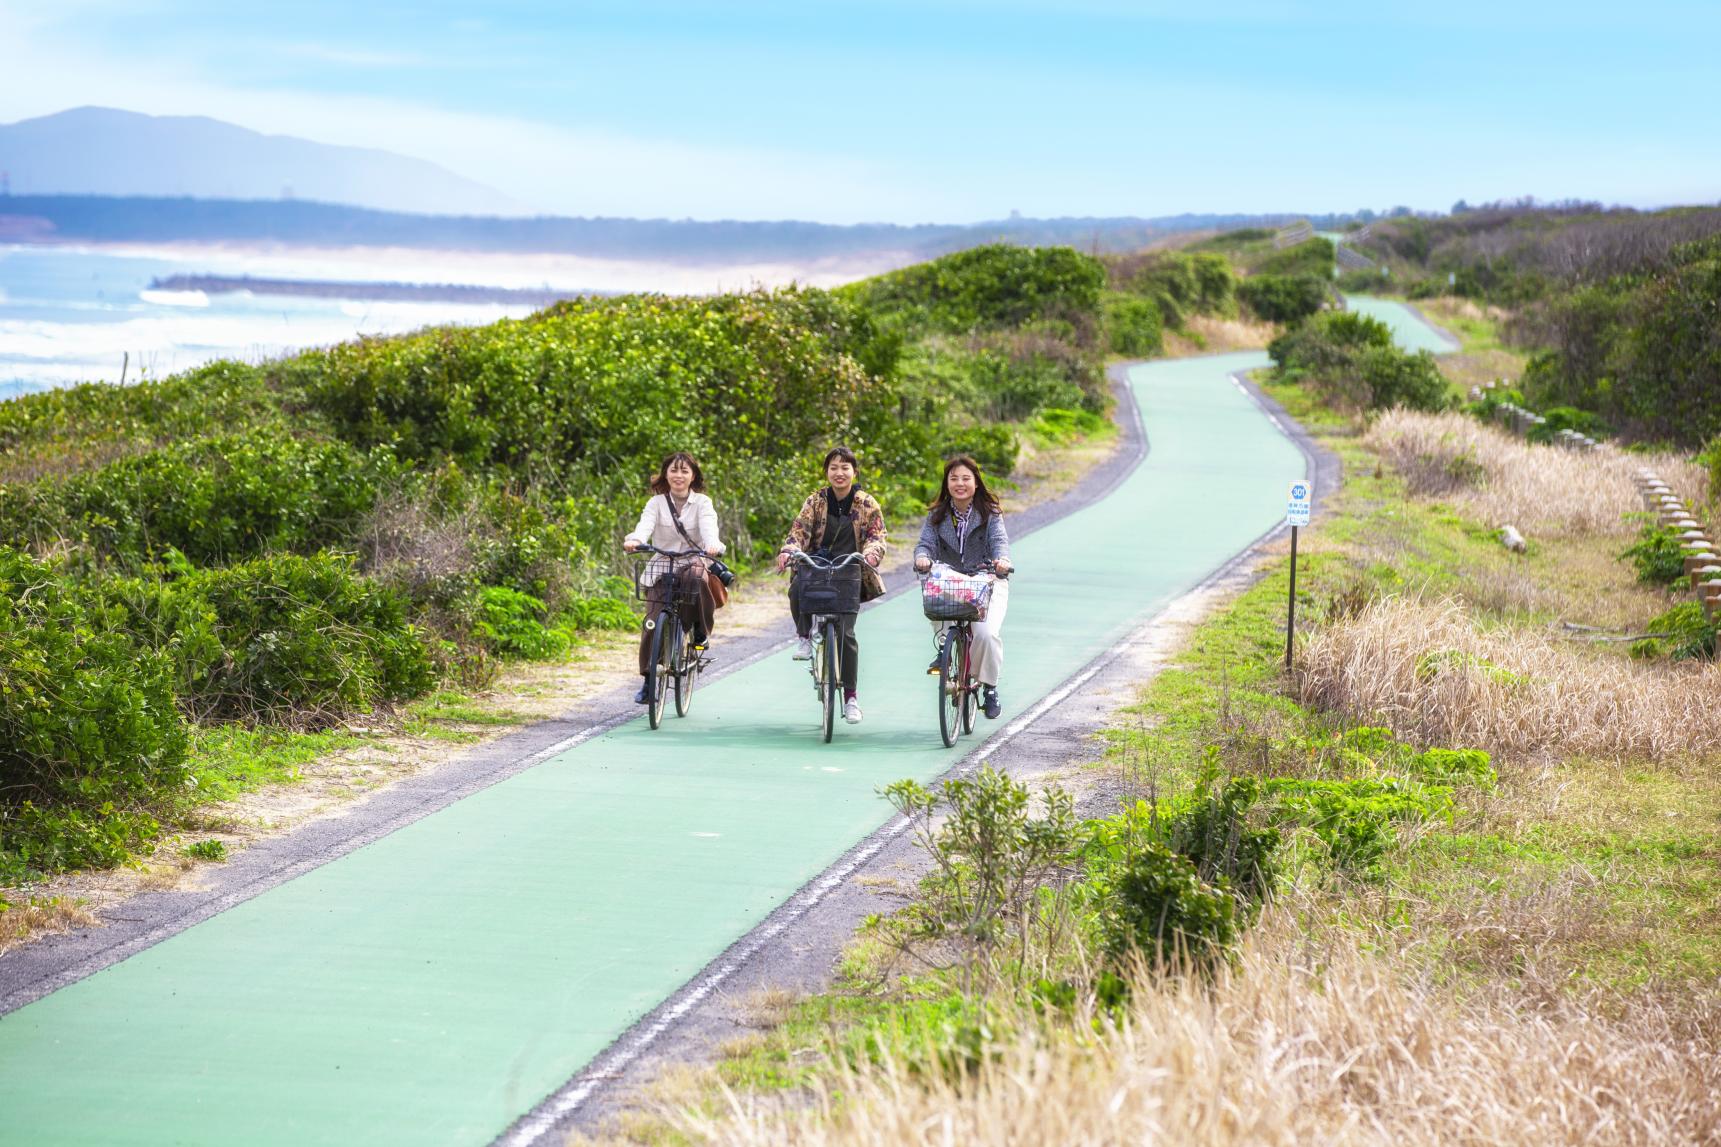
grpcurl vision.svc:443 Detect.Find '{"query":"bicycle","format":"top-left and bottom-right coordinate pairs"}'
top-left (786, 549), bottom-right (865, 743)
top-left (629, 545), bottom-right (714, 730)
top-left (920, 560), bottom-right (1008, 748)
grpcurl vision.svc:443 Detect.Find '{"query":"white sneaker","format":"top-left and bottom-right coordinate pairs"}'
top-left (792, 636), bottom-right (813, 660)
top-left (843, 697), bottom-right (862, 724)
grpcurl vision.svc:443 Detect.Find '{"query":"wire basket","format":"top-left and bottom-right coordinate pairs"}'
top-left (632, 553), bottom-right (706, 607)
top-left (797, 563), bottom-right (862, 616)
top-left (921, 566), bottom-right (993, 622)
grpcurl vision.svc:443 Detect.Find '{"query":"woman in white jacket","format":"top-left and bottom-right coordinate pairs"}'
top-left (622, 452), bottom-right (724, 703)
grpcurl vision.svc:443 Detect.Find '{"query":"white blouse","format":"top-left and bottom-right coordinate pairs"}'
top-left (624, 492), bottom-right (725, 555)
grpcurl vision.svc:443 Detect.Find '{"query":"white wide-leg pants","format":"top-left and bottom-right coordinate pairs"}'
top-left (930, 578), bottom-right (1009, 686)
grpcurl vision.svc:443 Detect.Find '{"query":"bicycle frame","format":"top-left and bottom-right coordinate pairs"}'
top-left (788, 549), bottom-right (865, 743)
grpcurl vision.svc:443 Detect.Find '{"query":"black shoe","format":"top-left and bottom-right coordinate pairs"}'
top-left (634, 683), bottom-right (650, 704)
top-left (982, 687), bottom-right (1001, 720)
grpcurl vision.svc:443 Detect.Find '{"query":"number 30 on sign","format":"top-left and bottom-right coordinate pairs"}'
top-left (1287, 481), bottom-right (1312, 527)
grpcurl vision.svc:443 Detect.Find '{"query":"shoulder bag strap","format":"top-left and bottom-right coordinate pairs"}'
top-left (665, 495), bottom-right (700, 550)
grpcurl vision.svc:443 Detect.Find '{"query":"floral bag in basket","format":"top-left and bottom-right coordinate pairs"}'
top-left (921, 563), bottom-right (993, 622)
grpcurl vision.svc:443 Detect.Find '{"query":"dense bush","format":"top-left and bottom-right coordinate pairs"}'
top-left (1238, 274), bottom-right (1327, 323)
top-left (1254, 237), bottom-right (1334, 278)
top-left (0, 431), bottom-right (393, 565)
top-left (0, 548), bottom-right (189, 876)
top-left (100, 553), bottom-right (435, 725)
top-left (0, 361), bottom-right (280, 461)
top-left (290, 289), bottom-right (888, 483)
top-left (1631, 602), bottom-right (1719, 661)
top-left (1106, 251), bottom-right (1237, 328)
top-left (1264, 776), bottom-right (1453, 873)
top-left (1524, 405), bottom-right (1609, 445)
top-left (1104, 292), bottom-right (1164, 356)
top-left (844, 244), bottom-right (1106, 337)
top-left (1270, 311), bottom-right (1448, 412)
top-left (1084, 841), bottom-right (1239, 969)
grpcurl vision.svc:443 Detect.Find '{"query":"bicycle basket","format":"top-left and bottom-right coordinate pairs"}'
top-left (633, 553), bottom-right (705, 605)
top-left (921, 566), bottom-right (992, 622)
top-left (798, 564), bottom-right (862, 615)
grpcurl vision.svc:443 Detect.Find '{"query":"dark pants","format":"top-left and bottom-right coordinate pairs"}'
top-left (790, 575), bottom-right (859, 694)
top-left (638, 565), bottom-right (715, 676)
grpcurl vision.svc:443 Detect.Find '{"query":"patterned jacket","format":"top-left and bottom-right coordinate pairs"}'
top-left (780, 488), bottom-right (888, 600)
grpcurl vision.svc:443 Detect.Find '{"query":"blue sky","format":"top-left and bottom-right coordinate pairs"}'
top-left (1, 0), bottom-right (1717, 223)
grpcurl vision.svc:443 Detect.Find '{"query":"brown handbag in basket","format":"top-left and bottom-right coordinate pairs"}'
top-left (666, 496), bottom-right (727, 608)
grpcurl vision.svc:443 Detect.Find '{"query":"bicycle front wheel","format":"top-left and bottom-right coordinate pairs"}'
top-left (821, 620), bottom-right (839, 743)
top-left (937, 627), bottom-right (966, 748)
top-left (647, 612), bottom-right (674, 729)
top-left (673, 633), bottom-right (698, 718)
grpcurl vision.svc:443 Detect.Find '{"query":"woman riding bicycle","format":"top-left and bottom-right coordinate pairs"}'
top-left (774, 446), bottom-right (887, 724)
top-left (913, 454), bottom-right (1012, 719)
top-left (623, 451), bottom-right (724, 704)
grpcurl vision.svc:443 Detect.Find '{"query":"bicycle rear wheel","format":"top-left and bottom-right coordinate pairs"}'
top-left (673, 632), bottom-right (698, 718)
top-left (937, 627), bottom-right (966, 747)
top-left (647, 612), bottom-right (673, 729)
top-left (821, 619), bottom-right (839, 743)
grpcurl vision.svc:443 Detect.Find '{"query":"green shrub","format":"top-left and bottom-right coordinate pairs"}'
top-left (1255, 237), bottom-right (1335, 278)
top-left (1104, 292), bottom-right (1164, 356)
top-left (101, 553), bottom-right (436, 724)
top-left (1619, 524), bottom-right (1689, 586)
top-left (473, 586), bottom-right (569, 660)
top-left (1270, 311), bottom-right (1446, 412)
top-left (1026, 407), bottom-right (1110, 446)
top-left (1238, 274), bottom-right (1327, 324)
top-left (1409, 747), bottom-right (1497, 788)
top-left (1525, 405), bottom-right (1609, 445)
top-left (940, 423), bottom-right (1020, 477)
top-left (1084, 841), bottom-right (1239, 968)
top-left (0, 547), bottom-right (189, 877)
top-left (1264, 776), bottom-right (1453, 873)
top-left (1631, 602), bottom-right (1718, 661)
top-left (843, 244), bottom-right (1106, 337)
top-left (0, 431), bottom-right (392, 565)
top-left (184, 838), bottom-right (228, 862)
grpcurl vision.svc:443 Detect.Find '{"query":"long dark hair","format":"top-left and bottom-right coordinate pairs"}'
top-left (928, 454), bottom-right (1001, 525)
top-left (650, 451), bottom-right (706, 495)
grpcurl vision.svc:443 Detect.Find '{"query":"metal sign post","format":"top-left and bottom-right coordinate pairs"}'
top-left (1285, 481), bottom-right (1312, 669)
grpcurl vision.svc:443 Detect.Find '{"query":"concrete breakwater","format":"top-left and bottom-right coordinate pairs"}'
top-left (149, 273), bottom-right (596, 306)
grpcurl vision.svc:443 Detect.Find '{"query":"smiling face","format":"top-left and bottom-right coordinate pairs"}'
top-left (945, 464), bottom-right (977, 506)
top-left (665, 458), bottom-right (695, 497)
top-left (825, 456), bottom-right (856, 495)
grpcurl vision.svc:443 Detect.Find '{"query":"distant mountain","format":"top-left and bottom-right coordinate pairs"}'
top-left (0, 107), bottom-right (526, 217)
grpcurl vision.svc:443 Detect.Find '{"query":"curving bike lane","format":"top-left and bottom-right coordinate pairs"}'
top-left (0, 305), bottom-right (1443, 1146)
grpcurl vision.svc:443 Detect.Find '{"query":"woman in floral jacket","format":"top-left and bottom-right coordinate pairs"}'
top-left (774, 446), bottom-right (887, 724)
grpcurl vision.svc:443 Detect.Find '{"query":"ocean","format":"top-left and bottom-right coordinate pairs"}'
top-left (0, 245), bottom-right (540, 400)
top-left (0, 243), bottom-right (895, 401)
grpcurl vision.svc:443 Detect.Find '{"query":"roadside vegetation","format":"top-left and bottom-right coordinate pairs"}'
top-left (0, 244), bottom-right (1125, 885)
top-left (1354, 203), bottom-right (1721, 449)
top-left (575, 223), bottom-right (1721, 1145)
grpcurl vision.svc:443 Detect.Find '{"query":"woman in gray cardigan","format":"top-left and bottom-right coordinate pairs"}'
top-left (912, 455), bottom-right (1013, 719)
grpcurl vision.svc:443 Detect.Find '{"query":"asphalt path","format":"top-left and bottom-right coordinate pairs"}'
top-left (0, 303), bottom-right (1444, 1146)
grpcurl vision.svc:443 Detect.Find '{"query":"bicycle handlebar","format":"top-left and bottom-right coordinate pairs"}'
top-left (916, 558), bottom-right (1013, 579)
top-left (629, 544), bottom-right (707, 559)
top-left (785, 549), bottom-right (867, 570)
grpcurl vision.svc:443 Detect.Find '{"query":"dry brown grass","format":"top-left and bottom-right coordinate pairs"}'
top-left (1364, 410), bottom-right (1707, 538)
top-left (0, 897), bottom-right (97, 956)
top-left (1160, 313), bottom-right (1278, 358)
top-left (676, 911), bottom-right (1721, 1146)
top-left (1298, 595), bottom-right (1721, 762)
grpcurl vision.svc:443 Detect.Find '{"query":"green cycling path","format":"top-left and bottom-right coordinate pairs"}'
top-left (0, 303), bottom-right (1435, 1145)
